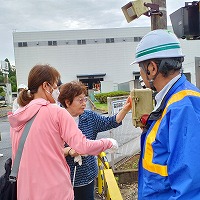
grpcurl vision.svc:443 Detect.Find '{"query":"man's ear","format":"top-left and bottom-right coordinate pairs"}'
top-left (148, 61), bottom-right (158, 76)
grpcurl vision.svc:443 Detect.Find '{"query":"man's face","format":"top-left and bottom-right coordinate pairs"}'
top-left (139, 62), bottom-right (150, 89)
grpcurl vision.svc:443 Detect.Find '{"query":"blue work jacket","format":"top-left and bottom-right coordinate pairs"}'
top-left (138, 75), bottom-right (200, 199)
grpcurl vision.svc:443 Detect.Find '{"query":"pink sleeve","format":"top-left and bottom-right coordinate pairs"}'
top-left (58, 108), bottom-right (112, 155)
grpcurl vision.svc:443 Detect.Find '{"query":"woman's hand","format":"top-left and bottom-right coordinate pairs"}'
top-left (122, 95), bottom-right (132, 113)
top-left (116, 96), bottom-right (132, 123)
top-left (64, 147), bottom-right (79, 157)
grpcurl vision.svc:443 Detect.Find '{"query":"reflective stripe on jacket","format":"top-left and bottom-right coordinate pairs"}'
top-left (138, 75), bottom-right (200, 200)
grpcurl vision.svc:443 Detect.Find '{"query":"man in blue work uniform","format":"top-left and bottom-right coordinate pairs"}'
top-left (132, 29), bottom-right (200, 199)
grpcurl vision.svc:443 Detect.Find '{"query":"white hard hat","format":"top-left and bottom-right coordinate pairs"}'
top-left (132, 29), bottom-right (184, 64)
top-left (18, 84), bottom-right (27, 89)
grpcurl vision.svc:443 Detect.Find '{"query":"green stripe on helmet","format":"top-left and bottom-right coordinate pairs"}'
top-left (136, 43), bottom-right (181, 59)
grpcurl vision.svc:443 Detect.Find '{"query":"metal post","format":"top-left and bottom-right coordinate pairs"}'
top-left (151, 0), bottom-right (167, 30)
top-left (0, 132), bottom-right (3, 157)
top-left (195, 57), bottom-right (200, 89)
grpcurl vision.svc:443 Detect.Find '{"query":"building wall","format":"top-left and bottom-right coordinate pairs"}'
top-left (13, 27), bottom-right (200, 89)
top-left (180, 39), bottom-right (199, 85)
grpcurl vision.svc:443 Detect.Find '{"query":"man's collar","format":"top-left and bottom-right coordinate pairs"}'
top-left (153, 74), bottom-right (181, 111)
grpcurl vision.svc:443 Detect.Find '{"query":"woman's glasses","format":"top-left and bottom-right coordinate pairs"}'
top-left (75, 97), bottom-right (88, 104)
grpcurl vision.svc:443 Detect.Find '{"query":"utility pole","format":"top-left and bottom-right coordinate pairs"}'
top-left (0, 60), bottom-right (12, 105)
top-left (151, 0), bottom-right (167, 30)
top-left (122, 0), bottom-right (167, 30)
top-left (195, 57), bottom-right (200, 89)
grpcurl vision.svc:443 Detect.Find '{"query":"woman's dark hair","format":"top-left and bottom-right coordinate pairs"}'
top-left (18, 64), bottom-right (60, 107)
top-left (58, 81), bottom-right (87, 108)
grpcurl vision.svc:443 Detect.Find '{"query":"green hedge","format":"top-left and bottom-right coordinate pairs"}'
top-left (94, 91), bottom-right (129, 104)
top-left (0, 86), bottom-right (5, 97)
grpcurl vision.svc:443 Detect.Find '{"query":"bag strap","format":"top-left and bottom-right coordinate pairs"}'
top-left (9, 114), bottom-right (37, 182)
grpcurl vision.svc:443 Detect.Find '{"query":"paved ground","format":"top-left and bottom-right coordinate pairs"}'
top-left (0, 106), bottom-right (13, 176)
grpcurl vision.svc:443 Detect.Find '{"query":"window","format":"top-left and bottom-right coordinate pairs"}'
top-left (106, 38), bottom-right (114, 43)
top-left (134, 37), bottom-right (142, 42)
top-left (77, 40), bottom-right (86, 45)
top-left (48, 41), bottom-right (57, 46)
top-left (18, 42), bottom-right (28, 47)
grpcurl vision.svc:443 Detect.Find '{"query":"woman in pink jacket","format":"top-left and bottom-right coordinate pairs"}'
top-left (8, 64), bottom-right (117, 200)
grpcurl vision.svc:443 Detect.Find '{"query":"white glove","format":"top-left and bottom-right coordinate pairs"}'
top-left (106, 138), bottom-right (118, 154)
top-left (74, 155), bottom-right (82, 166)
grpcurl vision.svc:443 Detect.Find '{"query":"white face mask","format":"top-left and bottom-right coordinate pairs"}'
top-left (51, 88), bottom-right (60, 103)
top-left (46, 84), bottom-right (60, 104)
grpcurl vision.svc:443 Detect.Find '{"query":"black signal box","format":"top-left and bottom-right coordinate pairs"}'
top-left (170, 1), bottom-right (200, 39)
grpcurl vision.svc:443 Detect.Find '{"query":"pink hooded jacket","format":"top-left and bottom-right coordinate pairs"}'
top-left (8, 98), bottom-right (112, 200)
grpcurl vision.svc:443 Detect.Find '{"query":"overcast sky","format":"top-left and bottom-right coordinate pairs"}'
top-left (0, 0), bottom-right (185, 65)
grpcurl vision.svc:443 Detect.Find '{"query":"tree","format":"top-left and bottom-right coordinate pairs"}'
top-left (0, 75), bottom-right (4, 83)
top-left (4, 58), bottom-right (17, 92)
top-left (0, 86), bottom-right (5, 99)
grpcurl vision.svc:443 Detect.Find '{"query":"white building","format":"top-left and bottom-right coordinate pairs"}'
top-left (13, 27), bottom-right (200, 92)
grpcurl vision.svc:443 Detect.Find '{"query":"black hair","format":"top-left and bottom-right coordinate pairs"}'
top-left (148, 57), bottom-right (184, 77)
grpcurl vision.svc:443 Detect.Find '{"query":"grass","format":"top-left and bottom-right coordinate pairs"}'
top-left (117, 154), bottom-right (140, 170)
top-left (94, 101), bottom-right (108, 112)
